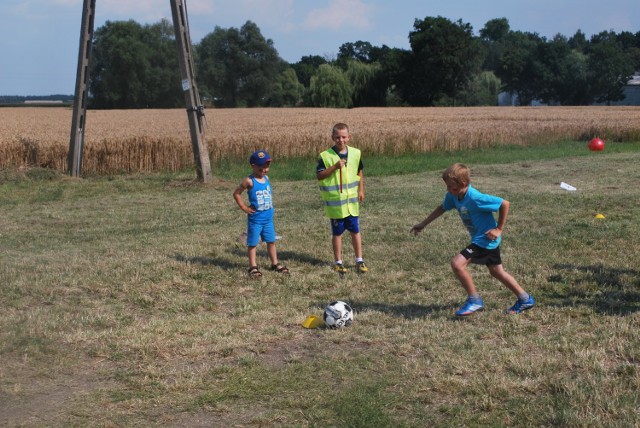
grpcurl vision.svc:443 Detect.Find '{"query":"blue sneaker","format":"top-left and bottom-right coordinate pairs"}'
top-left (455, 297), bottom-right (484, 316)
top-left (506, 295), bottom-right (535, 314)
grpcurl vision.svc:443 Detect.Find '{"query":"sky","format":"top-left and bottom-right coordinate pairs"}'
top-left (0, 0), bottom-right (638, 96)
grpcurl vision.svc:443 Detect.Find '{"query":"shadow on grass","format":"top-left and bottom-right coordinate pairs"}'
top-left (271, 250), bottom-right (327, 266)
top-left (170, 253), bottom-right (242, 269)
top-left (229, 247), bottom-right (327, 266)
top-left (311, 301), bottom-right (452, 320)
top-left (547, 263), bottom-right (640, 315)
top-left (171, 248), bottom-right (327, 270)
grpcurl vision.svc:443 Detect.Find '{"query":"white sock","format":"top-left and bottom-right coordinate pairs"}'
top-left (356, 257), bottom-right (363, 263)
top-left (335, 260), bottom-right (343, 265)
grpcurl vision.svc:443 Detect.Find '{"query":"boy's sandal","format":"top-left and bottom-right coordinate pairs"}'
top-left (247, 266), bottom-right (262, 277)
top-left (271, 264), bottom-right (290, 274)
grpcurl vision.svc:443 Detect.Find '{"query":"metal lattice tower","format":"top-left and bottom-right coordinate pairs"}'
top-left (68, 0), bottom-right (213, 182)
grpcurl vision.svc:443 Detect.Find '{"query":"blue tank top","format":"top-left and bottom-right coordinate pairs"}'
top-left (248, 175), bottom-right (274, 223)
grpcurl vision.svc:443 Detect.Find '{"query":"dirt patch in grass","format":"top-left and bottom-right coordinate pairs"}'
top-left (0, 360), bottom-right (117, 426)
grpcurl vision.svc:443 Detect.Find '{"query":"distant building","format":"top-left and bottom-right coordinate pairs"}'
top-left (24, 100), bottom-right (64, 104)
top-left (600, 73), bottom-right (640, 106)
top-left (497, 93), bottom-right (546, 107)
top-left (498, 72), bottom-right (640, 106)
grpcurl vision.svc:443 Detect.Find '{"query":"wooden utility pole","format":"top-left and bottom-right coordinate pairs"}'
top-left (68, 0), bottom-right (213, 182)
top-left (170, 0), bottom-right (212, 183)
top-left (68, 0), bottom-right (95, 177)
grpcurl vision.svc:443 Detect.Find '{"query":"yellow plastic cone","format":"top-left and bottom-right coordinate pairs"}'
top-left (302, 315), bottom-right (324, 329)
top-left (595, 213), bottom-right (605, 219)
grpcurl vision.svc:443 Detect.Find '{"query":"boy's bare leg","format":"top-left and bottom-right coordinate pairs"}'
top-left (350, 231), bottom-right (363, 260)
top-left (248, 246), bottom-right (258, 267)
top-left (451, 254), bottom-right (478, 296)
top-left (266, 242), bottom-right (278, 266)
top-left (488, 264), bottom-right (526, 296)
top-left (332, 235), bottom-right (343, 262)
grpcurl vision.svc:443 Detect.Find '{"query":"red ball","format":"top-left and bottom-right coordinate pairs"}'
top-left (588, 138), bottom-right (605, 151)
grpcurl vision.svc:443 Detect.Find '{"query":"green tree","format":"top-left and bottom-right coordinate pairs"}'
top-left (617, 31), bottom-right (640, 73)
top-left (480, 17), bottom-right (510, 42)
top-left (536, 34), bottom-right (571, 104)
top-left (196, 21), bottom-right (289, 107)
top-left (143, 19), bottom-right (184, 107)
top-left (587, 34), bottom-right (634, 104)
top-left (265, 68), bottom-right (304, 107)
top-left (345, 60), bottom-right (386, 106)
top-left (373, 46), bottom-right (411, 106)
top-left (457, 71), bottom-right (501, 106)
top-left (337, 44), bottom-right (407, 106)
top-left (568, 29), bottom-right (588, 52)
top-left (399, 16), bottom-right (483, 106)
top-left (291, 55), bottom-right (327, 87)
top-left (536, 35), bottom-right (591, 105)
top-left (336, 41), bottom-right (375, 69)
top-left (89, 19), bottom-right (182, 108)
top-left (494, 31), bottom-right (545, 105)
top-left (553, 50), bottom-right (591, 105)
top-left (309, 64), bottom-right (353, 107)
top-left (479, 18), bottom-right (510, 72)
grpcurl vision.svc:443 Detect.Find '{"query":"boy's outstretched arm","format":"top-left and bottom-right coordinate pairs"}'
top-left (486, 199), bottom-right (510, 241)
top-left (410, 205), bottom-right (445, 235)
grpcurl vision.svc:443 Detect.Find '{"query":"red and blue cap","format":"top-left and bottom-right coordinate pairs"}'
top-left (249, 150), bottom-right (273, 166)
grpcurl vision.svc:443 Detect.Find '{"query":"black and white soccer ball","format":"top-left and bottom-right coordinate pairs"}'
top-left (323, 301), bottom-right (353, 328)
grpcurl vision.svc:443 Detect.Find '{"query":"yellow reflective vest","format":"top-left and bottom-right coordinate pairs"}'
top-left (318, 146), bottom-right (361, 219)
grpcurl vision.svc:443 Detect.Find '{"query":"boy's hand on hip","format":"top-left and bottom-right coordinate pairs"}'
top-left (485, 228), bottom-right (502, 240)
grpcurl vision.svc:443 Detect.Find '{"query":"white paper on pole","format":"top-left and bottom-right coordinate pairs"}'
top-left (560, 182), bottom-right (577, 191)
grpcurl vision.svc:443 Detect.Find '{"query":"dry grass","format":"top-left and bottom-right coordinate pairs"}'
top-left (1, 106), bottom-right (640, 174)
top-left (1, 151), bottom-right (639, 426)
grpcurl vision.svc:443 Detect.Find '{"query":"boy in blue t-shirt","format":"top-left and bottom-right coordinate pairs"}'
top-left (233, 150), bottom-right (289, 277)
top-left (410, 163), bottom-right (534, 316)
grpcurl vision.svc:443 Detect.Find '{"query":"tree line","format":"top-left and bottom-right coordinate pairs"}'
top-left (0, 95), bottom-right (74, 104)
top-left (86, 17), bottom-right (639, 109)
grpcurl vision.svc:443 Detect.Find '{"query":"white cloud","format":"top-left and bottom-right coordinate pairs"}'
top-left (201, 0), bottom-right (297, 33)
top-left (236, 0), bottom-right (295, 20)
top-left (303, 0), bottom-right (375, 31)
top-left (98, 0), bottom-right (168, 21)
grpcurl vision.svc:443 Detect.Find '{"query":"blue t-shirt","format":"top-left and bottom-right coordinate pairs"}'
top-left (442, 185), bottom-right (503, 249)
top-left (248, 175), bottom-right (274, 224)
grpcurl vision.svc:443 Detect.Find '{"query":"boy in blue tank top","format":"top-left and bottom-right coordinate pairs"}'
top-left (233, 150), bottom-right (289, 277)
top-left (410, 163), bottom-right (534, 316)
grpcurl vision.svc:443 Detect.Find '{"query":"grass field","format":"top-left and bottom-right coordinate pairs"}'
top-left (1, 144), bottom-right (639, 426)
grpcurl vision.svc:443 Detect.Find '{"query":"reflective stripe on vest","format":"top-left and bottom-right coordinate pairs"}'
top-left (318, 181), bottom-right (360, 192)
top-left (324, 197), bottom-right (359, 207)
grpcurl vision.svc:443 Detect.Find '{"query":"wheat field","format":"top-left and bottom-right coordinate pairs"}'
top-left (1, 106), bottom-right (639, 175)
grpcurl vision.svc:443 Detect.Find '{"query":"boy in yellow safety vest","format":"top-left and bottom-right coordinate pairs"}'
top-left (316, 123), bottom-right (368, 274)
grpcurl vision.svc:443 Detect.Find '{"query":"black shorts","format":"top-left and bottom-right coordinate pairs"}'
top-left (460, 244), bottom-right (502, 266)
